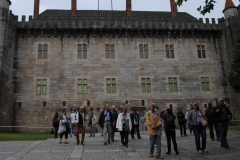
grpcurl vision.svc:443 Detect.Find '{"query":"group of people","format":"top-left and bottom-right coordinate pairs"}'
top-left (52, 98), bottom-right (232, 159)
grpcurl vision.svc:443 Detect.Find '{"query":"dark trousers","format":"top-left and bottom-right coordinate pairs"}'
top-left (76, 123), bottom-right (85, 143)
top-left (60, 131), bottom-right (68, 139)
top-left (192, 125), bottom-right (207, 151)
top-left (187, 123), bottom-right (193, 134)
top-left (111, 125), bottom-right (116, 140)
top-left (218, 121), bottom-right (229, 147)
top-left (208, 120), bottom-right (220, 140)
top-left (120, 129), bottom-right (129, 145)
top-left (54, 126), bottom-right (58, 138)
top-left (179, 123), bottom-right (187, 135)
top-left (165, 129), bottom-right (178, 153)
top-left (131, 125), bottom-right (140, 138)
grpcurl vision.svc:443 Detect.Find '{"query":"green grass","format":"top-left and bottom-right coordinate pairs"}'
top-left (0, 133), bottom-right (54, 141)
top-left (228, 125), bottom-right (240, 131)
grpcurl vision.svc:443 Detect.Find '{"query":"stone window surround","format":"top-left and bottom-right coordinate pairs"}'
top-left (163, 43), bottom-right (179, 62)
top-left (165, 75), bottom-right (181, 96)
top-left (35, 42), bottom-right (51, 63)
top-left (32, 77), bottom-right (50, 99)
top-left (62, 100), bottom-right (68, 108)
top-left (195, 43), bottom-right (210, 61)
top-left (74, 76), bottom-right (90, 97)
top-left (78, 44), bottom-right (87, 59)
top-left (139, 44), bottom-right (149, 59)
top-left (103, 76), bottom-right (119, 97)
top-left (105, 44), bottom-right (115, 59)
top-left (137, 42), bottom-right (151, 61)
top-left (77, 78), bottom-right (88, 94)
top-left (198, 75), bottom-right (212, 95)
top-left (138, 76), bottom-right (154, 97)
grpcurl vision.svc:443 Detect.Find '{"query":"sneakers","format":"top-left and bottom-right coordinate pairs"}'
top-left (203, 149), bottom-right (208, 154)
top-left (198, 150), bottom-right (203, 155)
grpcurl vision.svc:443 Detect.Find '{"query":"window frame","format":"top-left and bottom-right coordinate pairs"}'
top-left (139, 44), bottom-right (149, 59)
top-left (200, 77), bottom-right (210, 91)
top-left (78, 79), bottom-right (88, 94)
top-left (197, 45), bottom-right (206, 58)
top-left (168, 77), bottom-right (178, 92)
top-left (38, 44), bottom-right (48, 59)
top-left (36, 79), bottom-right (47, 95)
top-left (105, 44), bottom-right (115, 59)
top-left (141, 78), bottom-right (151, 93)
top-left (165, 44), bottom-right (174, 58)
top-left (78, 44), bottom-right (87, 59)
top-left (106, 78), bottom-right (116, 93)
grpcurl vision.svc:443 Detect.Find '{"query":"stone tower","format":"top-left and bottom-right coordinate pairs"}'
top-left (0, 0), bottom-right (15, 131)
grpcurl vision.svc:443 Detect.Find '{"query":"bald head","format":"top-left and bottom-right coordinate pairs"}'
top-left (79, 106), bottom-right (84, 112)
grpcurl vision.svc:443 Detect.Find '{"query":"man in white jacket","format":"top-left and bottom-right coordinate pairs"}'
top-left (75, 106), bottom-right (88, 145)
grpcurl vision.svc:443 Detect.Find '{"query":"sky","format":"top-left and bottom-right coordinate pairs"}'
top-left (9, 0), bottom-right (240, 21)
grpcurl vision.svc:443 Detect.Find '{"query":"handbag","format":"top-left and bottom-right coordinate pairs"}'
top-left (201, 117), bottom-right (208, 127)
top-left (50, 127), bottom-right (54, 134)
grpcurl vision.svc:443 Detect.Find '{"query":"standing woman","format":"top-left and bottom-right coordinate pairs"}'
top-left (116, 107), bottom-right (132, 148)
top-left (52, 112), bottom-right (59, 138)
top-left (58, 109), bottom-right (70, 144)
top-left (177, 107), bottom-right (187, 137)
top-left (188, 102), bottom-right (208, 155)
top-left (206, 102), bottom-right (220, 141)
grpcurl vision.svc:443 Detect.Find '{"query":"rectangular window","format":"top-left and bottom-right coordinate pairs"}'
top-left (18, 102), bottom-right (21, 109)
top-left (43, 102), bottom-right (46, 107)
top-left (139, 44), bottom-right (148, 58)
top-left (106, 78), bottom-right (116, 93)
top-left (78, 44), bottom-right (87, 59)
top-left (168, 77), bottom-right (178, 92)
top-left (105, 44), bottom-right (115, 59)
top-left (78, 79), bottom-right (88, 94)
top-left (36, 79), bottom-right (47, 95)
top-left (197, 45), bottom-right (206, 58)
top-left (63, 101), bottom-right (66, 107)
top-left (141, 78), bottom-right (151, 93)
top-left (38, 44), bottom-right (48, 59)
top-left (87, 101), bottom-right (90, 106)
top-left (201, 77), bottom-right (210, 91)
top-left (126, 100), bottom-right (128, 104)
top-left (166, 45), bottom-right (174, 58)
top-left (141, 100), bottom-right (145, 106)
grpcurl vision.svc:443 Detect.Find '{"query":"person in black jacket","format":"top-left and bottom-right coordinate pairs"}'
top-left (177, 107), bottom-right (187, 137)
top-left (161, 108), bottom-right (179, 155)
top-left (214, 98), bottom-right (232, 149)
top-left (206, 102), bottom-right (220, 141)
top-left (110, 105), bottom-right (118, 141)
top-left (130, 109), bottom-right (141, 139)
top-left (98, 104), bottom-right (113, 145)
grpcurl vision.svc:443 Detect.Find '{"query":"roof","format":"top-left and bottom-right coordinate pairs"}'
top-left (37, 10), bottom-right (197, 22)
top-left (223, 0), bottom-right (236, 12)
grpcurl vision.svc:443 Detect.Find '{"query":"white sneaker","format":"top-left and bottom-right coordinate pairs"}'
top-left (203, 149), bottom-right (208, 154)
top-left (198, 150), bottom-right (202, 155)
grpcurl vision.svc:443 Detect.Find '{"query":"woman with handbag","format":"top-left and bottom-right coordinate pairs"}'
top-left (58, 109), bottom-right (70, 144)
top-left (187, 102), bottom-right (208, 155)
top-left (116, 107), bottom-right (132, 148)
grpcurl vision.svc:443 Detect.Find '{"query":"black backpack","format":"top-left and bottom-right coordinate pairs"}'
top-left (164, 114), bottom-right (175, 129)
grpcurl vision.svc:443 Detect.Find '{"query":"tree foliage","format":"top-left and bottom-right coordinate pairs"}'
top-left (227, 32), bottom-right (240, 93)
top-left (176, 0), bottom-right (216, 15)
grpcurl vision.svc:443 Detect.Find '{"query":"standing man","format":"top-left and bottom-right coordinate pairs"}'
top-left (185, 108), bottom-right (193, 135)
top-left (130, 109), bottom-right (141, 139)
top-left (70, 109), bottom-right (76, 137)
top-left (98, 104), bottom-right (113, 145)
top-left (214, 98), bottom-right (232, 149)
top-left (75, 106), bottom-right (88, 146)
top-left (146, 103), bottom-right (164, 159)
top-left (177, 107), bottom-right (187, 137)
top-left (111, 105), bottom-right (118, 142)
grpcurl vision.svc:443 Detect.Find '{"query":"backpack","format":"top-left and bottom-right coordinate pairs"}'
top-left (164, 114), bottom-right (175, 129)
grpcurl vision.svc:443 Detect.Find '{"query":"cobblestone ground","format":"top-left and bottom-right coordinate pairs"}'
top-left (0, 130), bottom-right (240, 160)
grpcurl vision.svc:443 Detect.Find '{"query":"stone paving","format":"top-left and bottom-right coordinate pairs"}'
top-left (0, 130), bottom-right (240, 160)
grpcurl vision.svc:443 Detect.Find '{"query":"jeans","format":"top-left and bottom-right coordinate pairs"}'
top-left (71, 123), bottom-right (76, 136)
top-left (192, 125), bottom-right (207, 151)
top-left (120, 128), bottom-right (129, 145)
top-left (131, 125), bottom-right (140, 138)
top-left (76, 123), bottom-right (85, 143)
top-left (150, 135), bottom-right (161, 156)
top-left (165, 129), bottom-right (178, 153)
top-left (179, 123), bottom-right (187, 135)
top-left (218, 121), bottom-right (229, 147)
top-left (104, 121), bottom-right (111, 143)
top-left (90, 124), bottom-right (95, 137)
top-left (208, 120), bottom-right (220, 140)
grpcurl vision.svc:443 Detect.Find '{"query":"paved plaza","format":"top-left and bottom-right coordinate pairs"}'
top-left (0, 130), bottom-right (240, 160)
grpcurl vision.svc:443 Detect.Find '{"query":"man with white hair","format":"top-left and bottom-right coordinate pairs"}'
top-left (214, 98), bottom-right (232, 149)
top-left (75, 106), bottom-right (88, 146)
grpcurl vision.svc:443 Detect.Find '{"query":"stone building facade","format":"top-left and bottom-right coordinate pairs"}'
top-left (0, 0), bottom-right (240, 132)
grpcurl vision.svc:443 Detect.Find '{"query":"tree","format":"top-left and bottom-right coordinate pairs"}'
top-left (176, 0), bottom-right (216, 15)
top-left (227, 32), bottom-right (240, 93)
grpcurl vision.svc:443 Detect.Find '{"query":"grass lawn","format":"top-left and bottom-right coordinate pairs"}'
top-left (0, 133), bottom-right (54, 141)
top-left (228, 125), bottom-right (240, 131)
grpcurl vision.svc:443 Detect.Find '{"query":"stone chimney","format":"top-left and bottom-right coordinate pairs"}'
top-left (170, 0), bottom-right (178, 23)
top-left (33, 0), bottom-right (40, 21)
top-left (126, 0), bottom-right (132, 22)
top-left (223, 0), bottom-right (238, 19)
top-left (71, 0), bottom-right (77, 18)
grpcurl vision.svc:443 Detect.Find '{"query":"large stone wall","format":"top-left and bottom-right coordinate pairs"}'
top-left (13, 32), bottom-right (228, 130)
top-left (0, 0), bottom-right (15, 131)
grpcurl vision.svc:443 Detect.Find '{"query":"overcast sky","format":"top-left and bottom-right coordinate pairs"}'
top-left (10, 0), bottom-right (240, 21)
